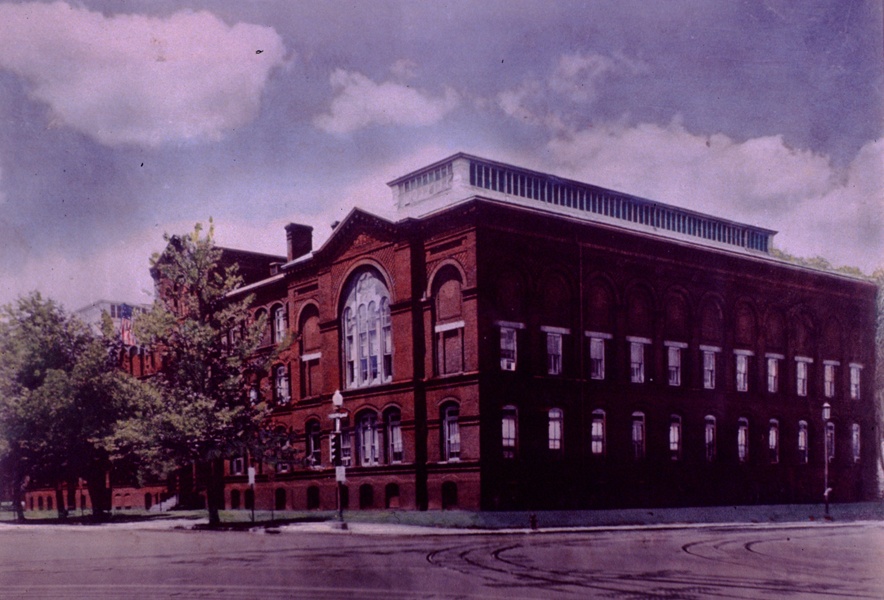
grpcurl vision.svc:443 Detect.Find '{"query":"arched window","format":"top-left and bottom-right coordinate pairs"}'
top-left (299, 306), bottom-right (322, 398)
top-left (441, 403), bottom-right (460, 461)
top-left (341, 270), bottom-right (393, 389)
top-left (385, 483), bottom-right (400, 509)
top-left (357, 412), bottom-right (379, 466)
top-left (305, 419), bottom-right (321, 466)
top-left (769, 419), bottom-right (779, 464)
top-left (669, 415), bottom-right (682, 461)
top-left (502, 405), bottom-right (518, 459)
top-left (632, 412), bottom-right (646, 461)
top-left (548, 408), bottom-right (563, 454)
top-left (591, 409), bottom-right (606, 456)
top-left (274, 364), bottom-right (290, 405)
top-left (433, 267), bottom-right (465, 375)
top-left (359, 484), bottom-right (374, 509)
top-left (272, 304), bottom-right (288, 344)
top-left (737, 418), bottom-right (749, 463)
top-left (385, 408), bottom-right (403, 463)
top-left (798, 420), bottom-right (809, 464)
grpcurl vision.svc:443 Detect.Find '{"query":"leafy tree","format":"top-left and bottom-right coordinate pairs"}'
top-left (0, 292), bottom-right (146, 520)
top-left (130, 222), bottom-right (273, 526)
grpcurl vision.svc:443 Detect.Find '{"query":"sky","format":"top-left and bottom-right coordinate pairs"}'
top-left (0, 0), bottom-right (881, 312)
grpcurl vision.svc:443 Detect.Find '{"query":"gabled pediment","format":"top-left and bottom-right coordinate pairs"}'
top-left (313, 208), bottom-right (400, 263)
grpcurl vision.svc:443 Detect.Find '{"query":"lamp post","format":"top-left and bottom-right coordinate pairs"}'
top-left (330, 390), bottom-right (346, 527)
top-left (822, 402), bottom-right (832, 518)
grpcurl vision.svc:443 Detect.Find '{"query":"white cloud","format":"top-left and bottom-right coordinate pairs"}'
top-left (0, 2), bottom-right (286, 147)
top-left (544, 121), bottom-right (883, 272)
top-left (314, 69), bottom-right (459, 134)
top-left (498, 51), bottom-right (647, 130)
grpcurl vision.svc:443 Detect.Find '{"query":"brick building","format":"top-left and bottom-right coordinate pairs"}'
top-left (165, 153), bottom-right (877, 513)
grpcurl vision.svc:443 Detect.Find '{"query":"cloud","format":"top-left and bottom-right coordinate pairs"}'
top-left (313, 69), bottom-right (459, 134)
top-left (544, 121), bottom-right (883, 272)
top-left (0, 2), bottom-right (286, 147)
top-left (498, 51), bottom-right (647, 131)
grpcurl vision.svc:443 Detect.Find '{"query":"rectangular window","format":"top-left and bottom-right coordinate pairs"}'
top-left (850, 364), bottom-right (862, 400)
top-left (798, 421), bottom-right (809, 464)
top-left (705, 417), bottom-right (716, 462)
top-left (591, 412), bottom-right (605, 455)
top-left (767, 356), bottom-right (780, 393)
top-left (769, 421), bottom-right (779, 464)
top-left (500, 327), bottom-right (517, 371)
top-left (852, 423), bottom-right (861, 463)
top-left (388, 420), bottom-right (403, 464)
top-left (669, 416), bottom-right (682, 461)
top-left (796, 359), bottom-right (810, 397)
top-left (300, 353), bottom-right (321, 398)
top-left (629, 341), bottom-right (645, 384)
top-left (667, 346), bottom-right (682, 387)
top-left (546, 332), bottom-right (563, 375)
top-left (230, 457), bottom-right (244, 476)
top-left (589, 337), bottom-right (605, 380)
top-left (702, 349), bottom-right (717, 390)
top-left (340, 425), bottom-right (352, 467)
top-left (631, 414), bottom-right (645, 461)
top-left (275, 365), bottom-right (290, 404)
top-left (735, 353), bottom-right (749, 392)
top-left (737, 419), bottom-right (749, 463)
top-left (548, 409), bottom-right (563, 452)
top-left (824, 362), bottom-right (837, 398)
top-left (502, 408), bottom-right (517, 459)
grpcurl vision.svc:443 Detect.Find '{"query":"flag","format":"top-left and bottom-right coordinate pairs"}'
top-left (120, 304), bottom-right (136, 346)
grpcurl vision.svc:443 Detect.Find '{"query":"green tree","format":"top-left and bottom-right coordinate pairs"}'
top-left (0, 292), bottom-right (145, 521)
top-left (130, 222), bottom-right (272, 526)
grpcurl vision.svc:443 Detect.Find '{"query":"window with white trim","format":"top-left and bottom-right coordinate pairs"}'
top-left (274, 364), bottom-right (290, 405)
top-left (669, 415), bottom-right (682, 461)
top-left (851, 423), bottom-right (861, 463)
top-left (340, 417), bottom-right (352, 467)
top-left (798, 420), bottom-right (808, 464)
top-left (306, 420), bottom-right (321, 467)
top-left (631, 412), bottom-right (645, 461)
top-left (850, 364), bottom-right (862, 400)
top-left (705, 416), bottom-right (717, 462)
top-left (629, 339), bottom-right (648, 384)
top-left (701, 347), bottom-right (718, 390)
top-left (502, 405), bottom-right (518, 459)
top-left (342, 270), bottom-right (393, 390)
top-left (230, 457), bottom-right (245, 476)
top-left (591, 409), bottom-right (606, 456)
top-left (666, 344), bottom-right (684, 387)
top-left (441, 404), bottom-right (460, 461)
top-left (824, 362), bottom-right (837, 398)
top-left (766, 355), bottom-right (781, 393)
top-left (548, 408), bottom-right (563, 453)
top-left (385, 408), bottom-right (403, 464)
top-left (768, 419), bottom-right (779, 464)
top-left (499, 325), bottom-right (519, 371)
top-left (546, 332), bottom-right (563, 375)
top-left (737, 417), bottom-right (749, 463)
top-left (273, 304), bottom-right (288, 344)
top-left (796, 358), bottom-right (812, 397)
top-left (357, 412), bottom-right (379, 466)
top-left (588, 335), bottom-right (607, 380)
top-left (735, 352), bottom-right (750, 392)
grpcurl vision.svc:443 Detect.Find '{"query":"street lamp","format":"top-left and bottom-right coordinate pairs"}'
top-left (822, 402), bottom-right (832, 518)
top-left (330, 390), bottom-right (347, 527)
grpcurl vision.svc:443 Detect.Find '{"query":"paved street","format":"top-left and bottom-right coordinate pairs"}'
top-left (1, 520), bottom-right (882, 598)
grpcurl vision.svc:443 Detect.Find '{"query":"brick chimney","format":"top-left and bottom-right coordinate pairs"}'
top-left (285, 223), bottom-right (313, 262)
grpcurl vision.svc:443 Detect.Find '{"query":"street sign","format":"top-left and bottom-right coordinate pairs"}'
top-left (328, 412), bottom-right (348, 420)
top-left (247, 466), bottom-right (256, 486)
top-left (335, 466), bottom-right (346, 483)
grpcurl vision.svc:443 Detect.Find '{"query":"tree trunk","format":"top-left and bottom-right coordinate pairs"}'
top-left (12, 469), bottom-right (25, 523)
top-left (206, 459), bottom-right (225, 526)
top-left (85, 468), bottom-right (111, 521)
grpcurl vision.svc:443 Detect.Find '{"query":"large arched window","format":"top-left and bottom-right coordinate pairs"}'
top-left (357, 411), bottom-right (379, 466)
top-left (342, 269), bottom-right (393, 389)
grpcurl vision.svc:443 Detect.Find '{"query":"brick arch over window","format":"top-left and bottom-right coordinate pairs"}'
top-left (432, 264), bottom-right (464, 323)
top-left (663, 289), bottom-right (690, 341)
top-left (734, 300), bottom-right (757, 348)
top-left (764, 309), bottom-right (786, 352)
top-left (537, 271), bottom-right (573, 327)
top-left (698, 295), bottom-right (724, 344)
top-left (340, 267), bottom-right (393, 390)
top-left (585, 275), bottom-right (616, 333)
top-left (491, 267), bottom-right (528, 322)
top-left (625, 283), bottom-right (655, 337)
top-left (788, 307), bottom-right (816, 357)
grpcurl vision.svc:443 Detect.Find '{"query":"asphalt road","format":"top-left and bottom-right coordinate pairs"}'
top-left (1, 520), bottom-right (882, 599)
